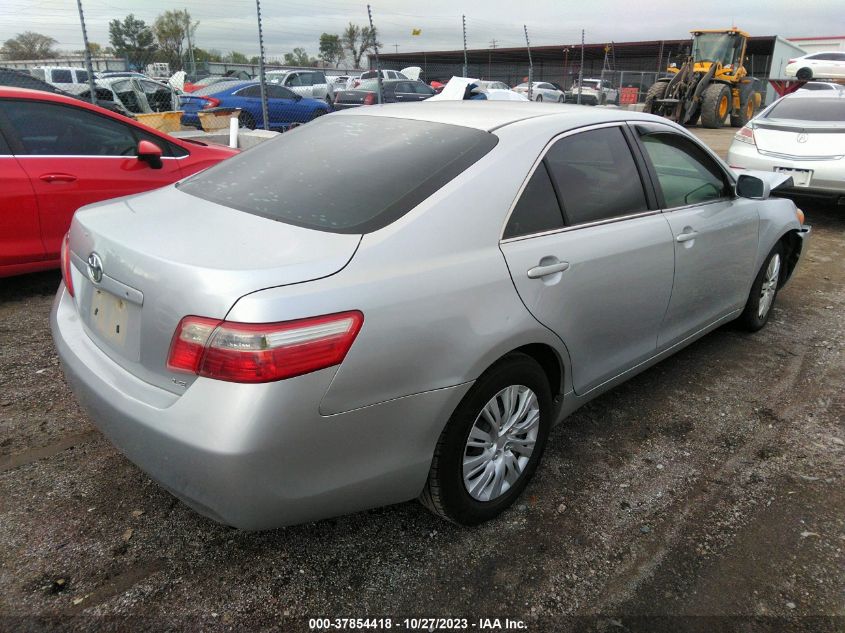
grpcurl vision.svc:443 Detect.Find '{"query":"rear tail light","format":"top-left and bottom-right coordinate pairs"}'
top-left (734, 123), bottom-right (756, 145)
top-left (61, 232), bottom-right (74, 297)
top-left (167, 311), bottom-right (364, 383)
top-left (200, 96), bottom-right (220, 109)
top-left (363, 93), bottom-right (376, 105)
top-left (787, 59), bottom-right (796, 65)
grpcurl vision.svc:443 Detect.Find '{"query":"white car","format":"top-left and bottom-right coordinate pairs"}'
top-left (265, 69), bottom-right (334, 104)
top-left (785, 51), bottom-right (845, 80)
top-left (798, 81), bottom-right (845, 93)
top-left (566, 78), bottom-right (618, 105)
top-left (513, 81), bottom-right (565, 102)
top-left (727, 91), bottom-right (845, 203)
top-left (30, 66), bottom-right (91, 86)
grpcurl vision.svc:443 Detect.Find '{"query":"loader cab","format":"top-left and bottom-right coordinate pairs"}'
top-left (690, 29), bottom-right (749, 79)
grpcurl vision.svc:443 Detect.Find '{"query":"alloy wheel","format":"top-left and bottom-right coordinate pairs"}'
top-left (462, 385), bottom-right (540, 502)
top-left (758, 253), bottom-right (781, 319)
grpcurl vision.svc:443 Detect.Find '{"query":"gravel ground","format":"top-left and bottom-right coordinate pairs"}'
top-left (1, 127), bottom-right (843, 632)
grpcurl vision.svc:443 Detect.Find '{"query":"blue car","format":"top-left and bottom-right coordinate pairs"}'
top-left (180, 80), bottom-right (330, 130)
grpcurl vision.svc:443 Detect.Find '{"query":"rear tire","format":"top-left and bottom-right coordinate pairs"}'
top-left (238, 111), bottom-right (256, 129)
top-left (738, 243), bottom-right (784, 332)
top-left (419, 353), bottom-right (552, 525)
top-left (644, 81), bottom-right (668, 115)
top-left (796, 67), bottom-right (813, 80)
top-left (700, 83), bottom-right (731, 129)
top-left (536, 94), bottom-right (543, 102)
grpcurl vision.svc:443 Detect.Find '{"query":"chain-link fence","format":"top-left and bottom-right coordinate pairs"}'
top-left (0, 1), bottom-right (781, 136)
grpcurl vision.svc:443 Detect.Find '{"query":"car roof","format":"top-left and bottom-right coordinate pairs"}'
top-left (192, 80), bottom-right (253, 95)
top-left (331, 100), bottom-right (663, 132)
top-left (0, 86), bottom-right (85, 102)
top-left (782, 90), bottom-right (845, 100)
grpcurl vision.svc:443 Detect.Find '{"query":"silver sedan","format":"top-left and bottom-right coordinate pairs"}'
top-left (727, 91), bottom-right (845, 204)
top-left (52, 103), bottom-right (810, 529)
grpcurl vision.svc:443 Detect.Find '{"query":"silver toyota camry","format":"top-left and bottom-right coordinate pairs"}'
top-left (52, 102), bottom-right (810, 530)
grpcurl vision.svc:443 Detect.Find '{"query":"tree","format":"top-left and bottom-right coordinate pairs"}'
top-left (193, 47), bottom-right (222, 63)
top-left (319, 33), bottom-right (344, 68)
top-left (342, 23), bottom-right (380, 68)
top-left (108, 14), bottom-right (156, 55)
top-left (1, 31), bottom-right (58, 60)
top-left (225, 51), bottom-right (249, 64)
top-left (283, 48), bottom-right (316, 67)
top-left (153, 9), bottom-right (198, 69)
top-left (75, 42), bottom-right (104, 56)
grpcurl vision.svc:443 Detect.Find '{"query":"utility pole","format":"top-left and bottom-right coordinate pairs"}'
top-left (577, 29), bottom-right (585, 105)
top-left (75, 0), bottom-right (97, 104)
top-left (462, 15), bottom-right (468, 77)
top-left (367, 4), bottom-right (383, 104)
top-left (524, 25), bottom-right (533, 100)
top-left (393, 43), bottom-right (399, 54)
top-left (489, 39), bottom-right (498, 49)
top-left (185, 7), bottom-right (196, 76)
top-left (563, 47), bottom-right (569, 90)
top-left (255, 0), bottom-right (269, 130)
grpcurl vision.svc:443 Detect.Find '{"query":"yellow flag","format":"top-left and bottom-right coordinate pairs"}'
top-left (411, 28), bottom-right (422, 36)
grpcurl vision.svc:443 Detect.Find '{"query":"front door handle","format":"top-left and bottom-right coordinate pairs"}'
top-left (40, 173), bottom-right (77, 183)
top-left (527, 261), bottom-right (570, 279)
top-left (676, 230), bottom-right (698, 243)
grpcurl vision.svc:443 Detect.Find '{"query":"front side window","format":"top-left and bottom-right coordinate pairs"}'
top-left (77, 70), bottom-right (89, 82)
top-left (285, 73), bottom-right (302, 87)
top-left (503, 163), bottom-right (563, 239)
top-left (0, 100), bottom-right (137, 156)
top-left (178, 116), bottom-right (498, 234)
top-left (266, 85), bottom-right (296, 100)
top-left (545, 126), bottom-right (648, 225)
top-left (638, 132), bottom-right (727, 208)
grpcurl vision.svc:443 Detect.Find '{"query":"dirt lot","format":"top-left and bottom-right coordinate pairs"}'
top-left (1, 127), bottom-right (843, 632)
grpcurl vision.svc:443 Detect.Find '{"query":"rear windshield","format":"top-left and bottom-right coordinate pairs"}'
top-left (177, 116), bottom-right (498, 233)
top-left (766, 98), bottom-right (845, 122)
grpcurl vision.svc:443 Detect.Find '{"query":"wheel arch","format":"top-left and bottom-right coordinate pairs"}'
top-left (778, 228), bottom-right (805, 288)
top-left (510, 343), bottom-right (565, 397)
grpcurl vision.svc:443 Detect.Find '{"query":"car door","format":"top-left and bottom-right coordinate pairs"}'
top-left (285, 72), bottom-right (309, 98)
top-left (0, 127), bottom-right (44, 268)
top-left (499, 124), bottom-right (675, 395)
top-left (265, 84), bottom-right (304, 125)
top-left (393, 82), bottom-right (418, 102)
top-left (630, 122), bottom-right (759, 349)
top-left (0, 99), bottom-right (183, 259)
top-left (232, 84), bottom-right (264, 126)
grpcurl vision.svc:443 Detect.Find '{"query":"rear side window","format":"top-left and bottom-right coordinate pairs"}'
top-left (504, 163), bottom-right (563, 239)
top-left (235, 85), bottom-right (262, 97)
top-left (766, 98), bottom-right (845, 121)
top-left (52, 69), bottom-right (72, 83)
top-left (178, 117), bottom-right (498, 234)
top-left (545, 127), bottom-right (648, 225)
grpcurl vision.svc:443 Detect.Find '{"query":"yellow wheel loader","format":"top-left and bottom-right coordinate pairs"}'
top-left (644, 28), bottom-right (762, 128)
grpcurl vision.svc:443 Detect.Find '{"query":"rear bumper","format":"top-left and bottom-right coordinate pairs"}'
top-left (728, 142), bottom-right (845, 198)
top-left (51, 284), bottom-right (471, 529)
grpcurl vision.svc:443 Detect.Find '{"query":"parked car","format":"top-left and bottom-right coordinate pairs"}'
top-left (69, 76), bottom-right (179, 114)
top-left (797, 81), bottom-right (845, 92)
top-left (349, 69), bottom-right (410, 89)
top-left (265, 69), bottom-right (334, 103)
top-left (1, 67), bottom-right (129, 115)
top-left (478, 80), bottom-right (511, 90)
top-left (565, 78), bottom-right (619, 105)
top-left (727, 91), bottom-right (845, 204)
top-left (30, 66), bottom-right (91, 86)
top-left (184, 71), bottom-right (252, 93)
top-left (513, 81), bottom-right (565, 102)
top-left (0, 87), bottom-right (237, 278)
top-left (333, 79), bottom-right (435, 109)
top-left (179, 80), bottom-right (330, 130)
top-left (785, 51), bottom-right (845, 80)
top-left (52, 103), bottom-right (809, 530)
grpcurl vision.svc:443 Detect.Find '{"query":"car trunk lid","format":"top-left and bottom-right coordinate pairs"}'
top-left (67, 186), bottom-right (361, 394)
top-left (753, 119), bottom-right (845, 158)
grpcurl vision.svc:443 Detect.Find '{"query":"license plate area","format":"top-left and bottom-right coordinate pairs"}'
top-left (81, 285), bottom-right (142, 361)
top-left (774, 166), bottom-right (813, 188)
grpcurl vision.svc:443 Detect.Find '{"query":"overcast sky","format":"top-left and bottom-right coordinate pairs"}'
top-left (1, 0), bottom-right (840, 61)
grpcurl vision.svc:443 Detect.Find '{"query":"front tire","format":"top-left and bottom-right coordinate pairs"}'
top-left (420, 353), bottom-right (552, 525)
top-left (536, 94), bottom-right (543, 102)
top-left (738, 243), bottom-right (784, 331)
top-left (644, 81), bottom-right (668, 115)
top-left (796, 67), bottom-right (813, 80)
top-left (700, 83), bottom-right (731, 129)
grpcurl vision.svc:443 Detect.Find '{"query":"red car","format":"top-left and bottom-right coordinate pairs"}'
top-left (0, 87), bottom-right (238, 277)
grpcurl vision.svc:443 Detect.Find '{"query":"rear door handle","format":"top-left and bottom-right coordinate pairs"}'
top-left (527, 261), bottom-right (570, 279)
top-left (40, 173), bottom-right (77, 183)
top-left (676, 230), bottom-right (698, 243)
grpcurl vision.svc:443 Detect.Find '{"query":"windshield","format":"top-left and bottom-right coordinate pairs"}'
top-left (765, 98), bottom-right (845, 122)
top-left (356, 80), bottom-right (380, 91)
top-left (581, 80), bottom-right (600, 89)
top-left (178, 116), bottom-right (498, 233)
top-left (692, 33), bottom-right (740, 65)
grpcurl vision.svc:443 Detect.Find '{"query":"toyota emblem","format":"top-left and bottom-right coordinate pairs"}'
top-left (87, 252), bottom-right (103, 284)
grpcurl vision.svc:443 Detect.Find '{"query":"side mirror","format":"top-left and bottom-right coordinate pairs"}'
top-left (137, 139), bottom-right (163, 169)
top-left (736, 173), bottom-right (770, 199)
